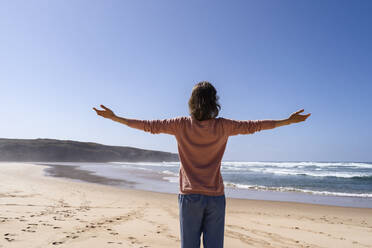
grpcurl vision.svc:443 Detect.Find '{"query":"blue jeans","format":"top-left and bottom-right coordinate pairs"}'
top-left (178, 194), bottom-right (226, 248)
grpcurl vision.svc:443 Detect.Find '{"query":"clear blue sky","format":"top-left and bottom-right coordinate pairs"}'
top-left (1, 1), bottom-right (371, 162)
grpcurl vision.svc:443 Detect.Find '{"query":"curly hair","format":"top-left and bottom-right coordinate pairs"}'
top-left (188, 81), bottom-right (221, 121)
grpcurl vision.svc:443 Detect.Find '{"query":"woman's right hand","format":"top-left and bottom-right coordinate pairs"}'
top-left (288, 109), bottom-right (311, 124)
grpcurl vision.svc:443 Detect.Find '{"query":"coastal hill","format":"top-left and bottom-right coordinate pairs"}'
top-left (0, 138), bottom-right (179, 162)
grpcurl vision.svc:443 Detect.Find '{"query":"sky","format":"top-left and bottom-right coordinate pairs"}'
top-left (1, 1), bottom-right (371, 162)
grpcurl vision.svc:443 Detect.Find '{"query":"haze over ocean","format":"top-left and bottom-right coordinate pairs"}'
top-left (1, 1), bottom-right (371, 162)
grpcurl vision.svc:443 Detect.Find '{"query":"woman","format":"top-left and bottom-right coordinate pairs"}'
top-left (93, 81), bottom-right (310, 248)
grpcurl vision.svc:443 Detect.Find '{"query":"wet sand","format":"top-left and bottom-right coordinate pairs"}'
top-left (40, 163), bottom-right (136, 187)
top-left (0, 162), bottom-right (371, 247)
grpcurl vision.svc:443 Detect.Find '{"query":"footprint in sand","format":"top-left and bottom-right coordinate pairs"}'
top-left (52, 241), bottom-right (64, 245)
top-left (107, 241), bottom-right (123, 244)
top-left (128, 236), bottom-right (139, 245)
top-left (4, 237), bottom-right (15, 242)
top-left (4, 233), bottom-right (16, 242)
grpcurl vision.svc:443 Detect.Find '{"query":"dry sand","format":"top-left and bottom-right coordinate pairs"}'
top-left (0, 162), bottom-right (371, 248)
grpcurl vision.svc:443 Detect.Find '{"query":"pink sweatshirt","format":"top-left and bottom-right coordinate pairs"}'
top-left (126, 116), bottom-right (276, 196)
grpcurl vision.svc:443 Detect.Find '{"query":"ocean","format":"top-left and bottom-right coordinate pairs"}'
top-left (41, 161), bottom-right (372, 208)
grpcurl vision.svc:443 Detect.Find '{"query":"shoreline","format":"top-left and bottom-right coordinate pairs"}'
top-left (1, 162), bottom-right (372, 247)
top-left (39, 162), bottom-right (372, 209)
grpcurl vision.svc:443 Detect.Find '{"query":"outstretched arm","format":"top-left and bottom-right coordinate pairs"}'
top-left (274, 109), bottom-right (311, 128)
top-left (93, 105), bottom-right (180, 135)
top-left (223, 109), bottom-right (311, 136)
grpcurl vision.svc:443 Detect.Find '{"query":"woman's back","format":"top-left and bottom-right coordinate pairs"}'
top-left (176, 116), bottom-right (229, 196)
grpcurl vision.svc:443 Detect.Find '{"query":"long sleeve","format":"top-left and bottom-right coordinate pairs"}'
top-left (125, 117), bottom-right (183, 135)
top-left (221, 118), bottom-right (276, 136)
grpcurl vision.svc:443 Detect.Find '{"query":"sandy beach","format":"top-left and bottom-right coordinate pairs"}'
top-left (0, 162), bottom-right (371, 248)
